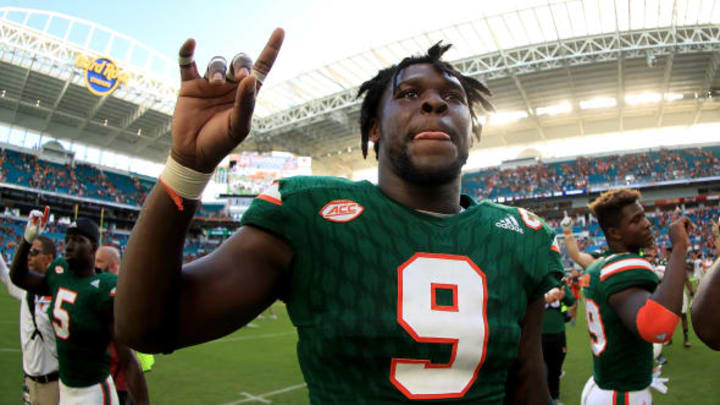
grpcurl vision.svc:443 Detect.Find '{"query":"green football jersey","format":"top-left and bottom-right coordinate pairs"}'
top-left (582, 251), bottom-right (659, 392)
top-left (241, 176), bottom-right (563, 404)
top-left (542, 282), bottom-right (575, 335)
top-left (44, 258), bottom-right (117, 387)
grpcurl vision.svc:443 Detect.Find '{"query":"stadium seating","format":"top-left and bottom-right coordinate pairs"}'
top-left (0, 147), bottom-right (229, 218)
top-left (0, 145), bottom-right (717, 266)
top-left (0, 214), bottom-right (219, 264)
top-left (462, 146), bottom-right (720, 201)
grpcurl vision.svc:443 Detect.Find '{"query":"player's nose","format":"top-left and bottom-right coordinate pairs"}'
top-left (421, 92), bottom-right (448, 114)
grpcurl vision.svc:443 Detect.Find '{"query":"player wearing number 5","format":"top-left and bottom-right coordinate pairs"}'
top-left (581, 190), bottom-right (691, 405)
top-left (10, 212), bottom-right (149, 405)
top-left (116, 31), bottom-right (563, 404)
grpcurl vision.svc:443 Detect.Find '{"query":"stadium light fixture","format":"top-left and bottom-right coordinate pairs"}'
top-left (1, 90), bottom-right (5, 97)
top-left (536, 102), bottom-right (572, 116)
top-left (625, 92), bottom-right (662, 105)
top-left (488, 111), bottom-right (528, 125)
top-left (579, 97), bottom-right (617, 110)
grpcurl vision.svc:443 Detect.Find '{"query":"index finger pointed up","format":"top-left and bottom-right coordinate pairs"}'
top-left (179, 38), bottom-right (200, 82)
top-left (252, 28), bottom-right (285, 90)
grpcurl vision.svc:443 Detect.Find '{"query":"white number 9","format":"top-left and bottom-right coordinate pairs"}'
top-left (391, 253), bottom-right (489, 399)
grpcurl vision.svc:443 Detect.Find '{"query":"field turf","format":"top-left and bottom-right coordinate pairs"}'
top-left (1, 293), bottom-right (719, 404)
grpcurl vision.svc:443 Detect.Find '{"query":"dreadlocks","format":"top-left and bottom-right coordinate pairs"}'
top-left (357, 42), bottom-right (494, 159)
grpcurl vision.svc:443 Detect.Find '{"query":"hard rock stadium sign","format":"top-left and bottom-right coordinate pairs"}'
top-left (74, 55), bottom-right (130, 96)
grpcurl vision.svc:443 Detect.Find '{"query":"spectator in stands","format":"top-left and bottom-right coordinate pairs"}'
top-left (0, 235), bottom-right (59, 405)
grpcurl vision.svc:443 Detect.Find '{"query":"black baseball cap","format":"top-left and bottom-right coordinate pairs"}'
top-left (66, 218), bottom-right (99, 246)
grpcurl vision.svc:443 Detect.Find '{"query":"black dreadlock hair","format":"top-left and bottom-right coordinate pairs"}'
top-left (357, 42), bottom-right (494, 159)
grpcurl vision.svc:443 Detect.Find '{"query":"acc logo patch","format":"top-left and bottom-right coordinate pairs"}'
top-left (55, 265), bottom-right (64, 274)
top-left (319, 200), bottom-right (364, 223)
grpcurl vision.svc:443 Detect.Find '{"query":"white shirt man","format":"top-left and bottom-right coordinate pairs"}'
top-left (0, 236), bottom-right (59, 405)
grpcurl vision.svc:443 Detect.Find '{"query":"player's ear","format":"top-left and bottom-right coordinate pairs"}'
top-left (369, 119), bottom-right (380, 144)
top-left (606, 227), bottom-right (622, 242)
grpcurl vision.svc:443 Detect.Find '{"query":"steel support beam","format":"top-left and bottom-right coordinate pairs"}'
top-left (692, 52), bottom-right (720, 125)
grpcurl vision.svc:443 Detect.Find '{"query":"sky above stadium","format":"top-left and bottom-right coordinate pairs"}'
top-left (3, 0), bottom-right (552, 85)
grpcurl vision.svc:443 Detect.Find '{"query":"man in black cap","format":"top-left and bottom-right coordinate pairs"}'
top-left (11, 208), bottom-right (148, 405)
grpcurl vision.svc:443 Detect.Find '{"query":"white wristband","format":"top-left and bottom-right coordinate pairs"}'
top-left (159, 155), bottom-right (214, 201)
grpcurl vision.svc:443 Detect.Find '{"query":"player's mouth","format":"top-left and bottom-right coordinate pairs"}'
top-left (644, 233), bottom-right (655, 246)
top-left (413, 131), bottom-right (452, 141)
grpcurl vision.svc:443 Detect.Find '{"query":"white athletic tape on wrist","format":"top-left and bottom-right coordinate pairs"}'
top-left (159, 156), bottom-right (214, 201)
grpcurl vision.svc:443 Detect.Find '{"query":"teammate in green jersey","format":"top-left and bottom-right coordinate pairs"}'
top-left (116, 29), bottom-right (562, 404)
top-left (10, 212), bottom-right (149, 405)
top-left (579, 189), bottom-right (692, 405)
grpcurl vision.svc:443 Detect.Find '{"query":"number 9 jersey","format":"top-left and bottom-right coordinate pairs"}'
top-left (240, 176), bottom-right (564, 404)
top-left (583, 252), bottom-right (659, 392)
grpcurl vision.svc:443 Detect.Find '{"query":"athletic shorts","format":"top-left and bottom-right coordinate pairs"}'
top-left (59, 375), bottom-right (119, 405)
top-left (581, 376), bottom-right (652, 405)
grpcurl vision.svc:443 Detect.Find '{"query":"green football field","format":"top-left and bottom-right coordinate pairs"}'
top-left (1, 293), bottom-right (719, 404)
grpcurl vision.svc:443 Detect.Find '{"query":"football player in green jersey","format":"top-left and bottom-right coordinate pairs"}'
top-left (116, 29), bottom-right (563, 404)
top-left (580, 189), bottom-right (692, 405)
top-left (10, 211), bottom-right (149, 405)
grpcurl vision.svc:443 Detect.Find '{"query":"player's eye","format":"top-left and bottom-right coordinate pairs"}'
top-left (444, 91), bottom-right (466, 103)
top-left (397, 89), bottom-right (418, 99)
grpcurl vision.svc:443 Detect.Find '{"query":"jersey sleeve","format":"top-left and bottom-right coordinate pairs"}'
top-left (239, 181), bottom-right (288, 241)
top-left (96, 274), bottom-right (118, 314)
top-left (524, 211), bottom-right (564, 301)
top-left (599, 255), bottom-right (659, 297)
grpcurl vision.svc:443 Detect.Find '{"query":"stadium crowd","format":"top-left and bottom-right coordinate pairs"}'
top-left (463, 146), bottom-right (720, 201)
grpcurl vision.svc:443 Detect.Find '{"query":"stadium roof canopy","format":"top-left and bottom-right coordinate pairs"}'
top-left (1, 1), bottom-right (720, 177)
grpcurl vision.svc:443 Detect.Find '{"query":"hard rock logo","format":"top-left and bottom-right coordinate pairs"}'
top-left (75, 55), bottom-right (130, 96)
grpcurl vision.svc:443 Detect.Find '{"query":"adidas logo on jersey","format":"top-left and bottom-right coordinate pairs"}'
top-left (495, 215), bottom-right (524, 234)
top-left (319, 200), bottom-right (364, 223)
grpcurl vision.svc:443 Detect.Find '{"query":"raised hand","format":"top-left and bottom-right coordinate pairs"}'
top-left (669, 216), bottom-right (693, 251)
top-left (170, 29), bottom-right (284, 174)
top-left (24, 206), bottom-right (49, 243)
top-left (560, 210), bottom-right (574, 232)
